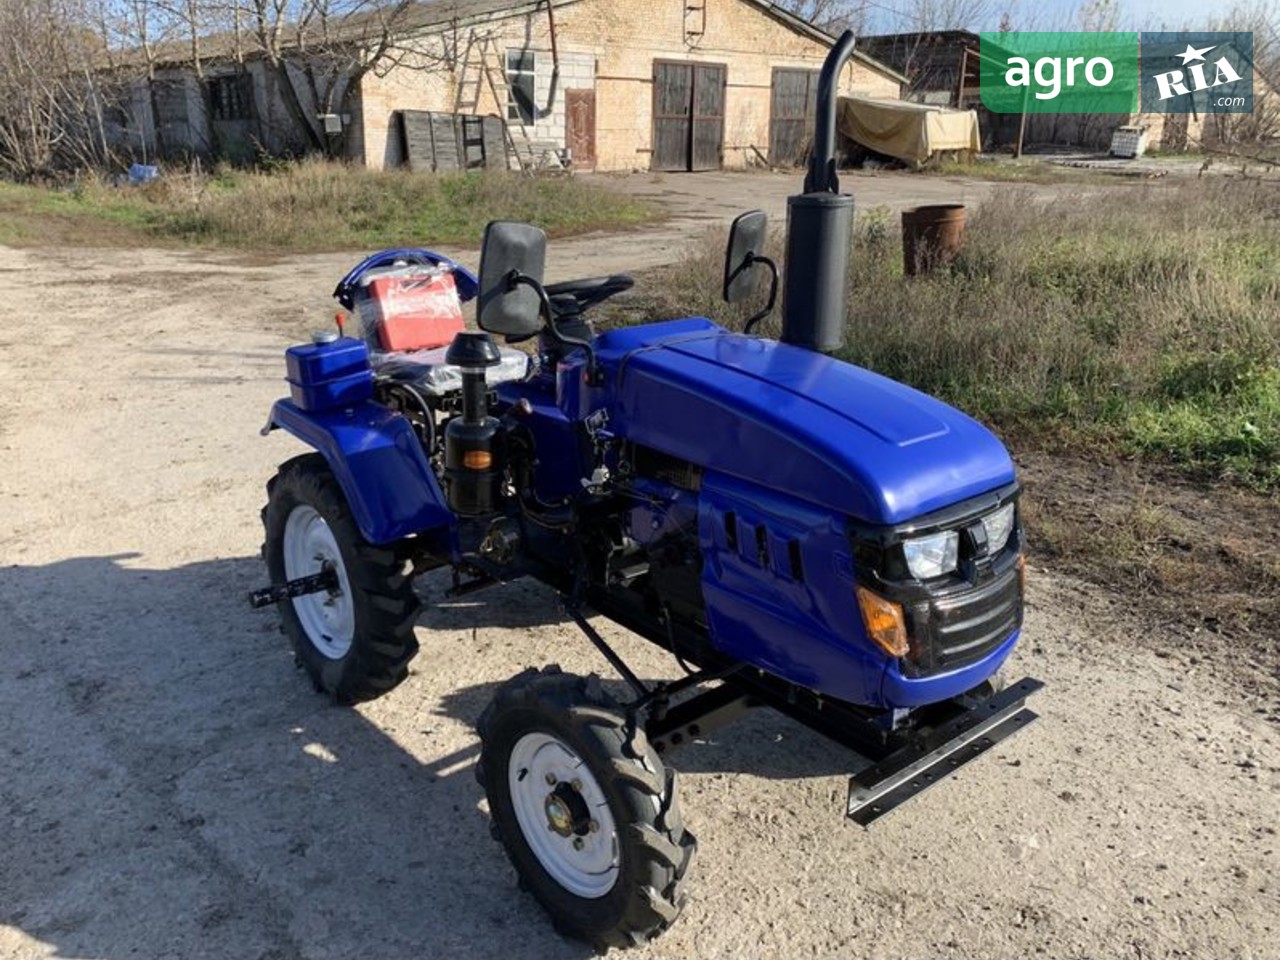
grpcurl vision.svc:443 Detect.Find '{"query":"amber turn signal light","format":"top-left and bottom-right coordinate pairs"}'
top-left (855, 586), bottom-right (909, 658)
top-left (463, 450), bottom-right (493, 470)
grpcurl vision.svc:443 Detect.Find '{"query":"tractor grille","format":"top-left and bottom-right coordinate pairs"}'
top-left (904, 565), bottom-right (1022, 676)
top-left (849, 481), bottom-right (1025, 680)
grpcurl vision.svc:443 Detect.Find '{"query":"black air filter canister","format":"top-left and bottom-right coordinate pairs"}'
top-left (781, 191), bottom-right (854, 354)
top-left (444, 332), bottom-right (505, 516)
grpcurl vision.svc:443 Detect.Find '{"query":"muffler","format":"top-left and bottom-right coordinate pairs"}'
top-left (781, 30), bottom-right (858, 355)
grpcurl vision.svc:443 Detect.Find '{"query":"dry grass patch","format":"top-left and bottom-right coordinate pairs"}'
top-left (0, 161), bottom-right (658, 252)
top-left (618, 178), bottom-right (1280, 490)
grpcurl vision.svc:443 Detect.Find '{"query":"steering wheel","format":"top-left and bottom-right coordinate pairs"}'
top-left (545, 275), bottom-right (635, 317)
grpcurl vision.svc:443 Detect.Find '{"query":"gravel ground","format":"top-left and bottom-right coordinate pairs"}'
top-left (1, 200), bottom-right (1277, 960)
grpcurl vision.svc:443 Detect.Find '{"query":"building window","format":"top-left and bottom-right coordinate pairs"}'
top-left (506, 50), bottom-right (536, 125)
top-left (207, 74), bottom-right (253, 122)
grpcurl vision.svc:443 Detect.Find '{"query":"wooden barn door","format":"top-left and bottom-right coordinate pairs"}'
top-left (770, 68), bottom-right (818, 166)
top-left (652, 61), bottom-right (726, 172)
top-left (690, 64), bottom-right (726, 171)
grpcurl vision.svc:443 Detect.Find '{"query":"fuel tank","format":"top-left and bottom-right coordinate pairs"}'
top-left (595, 318), bottom-right (1016, 525)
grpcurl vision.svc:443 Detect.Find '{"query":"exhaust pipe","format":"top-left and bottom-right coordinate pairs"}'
top-left (781, 29), bottom-right (857, 354)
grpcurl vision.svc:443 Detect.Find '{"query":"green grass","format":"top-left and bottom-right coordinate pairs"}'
top-left (921, 156), bottom-right (1090, 183)
top-left (0, 161), bottom-right (657, 251)
top-left (629, 179), bottom-right (1280, 489)
top-left (921, 156), bottom-right (1119, 184)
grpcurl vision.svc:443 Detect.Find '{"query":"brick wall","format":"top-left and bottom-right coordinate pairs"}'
top-left (357, 0), bottom-right (902, 171)
top-left (553, 0), bottom-right (900, 170)
top-left (358, 42), bottom-right (458, 168)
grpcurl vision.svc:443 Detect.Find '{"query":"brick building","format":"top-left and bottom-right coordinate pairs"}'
top-left (102, 0), bottom-right (904, 172)
top-left (353, 0), bottom-right (905, 172)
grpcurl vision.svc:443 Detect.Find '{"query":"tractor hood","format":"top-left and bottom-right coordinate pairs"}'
top-left (597, 319), bottom-right (1015, 525)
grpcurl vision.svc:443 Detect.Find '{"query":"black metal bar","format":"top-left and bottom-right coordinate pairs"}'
top-left (742, 256), bottom-right (779, 334)
top-left (248, 568), bottom-right (339, 609)
top-left (564, 605), bottom-right (650, 699)
top-left (846, 677), bottom-right (1044, 826)
top-left (848, 707), bottom-right (1037, 826)
top-left (731, 669), bottom-right (898, 759)
top-left (512, 273), bottom-right (598, 383)
top-left (628, 661), bottom-right (743, 717)
top-left (854, 677), bottom-right (1043, 785)
top-left (805, 29), bottom-right (858, 195)
top-left (646, 683), bottom-right (755, 754)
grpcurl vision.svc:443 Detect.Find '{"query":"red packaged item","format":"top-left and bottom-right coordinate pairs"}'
top-left (361, 270), bottom-right (465, 352)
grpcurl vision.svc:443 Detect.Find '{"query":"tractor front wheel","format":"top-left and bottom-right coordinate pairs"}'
top-left (476, 666), bottom-right (696, 950)
top-left (262, 454), bottom-right (420, 704)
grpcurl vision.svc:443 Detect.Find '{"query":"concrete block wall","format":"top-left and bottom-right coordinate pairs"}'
top-left (107, 60), bottom-right (319, 161)
top-left (525, 50), bottom-right (597, 153)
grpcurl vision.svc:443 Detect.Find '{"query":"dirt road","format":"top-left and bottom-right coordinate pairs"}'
top-left (1, 175), bottom-right (1277, 959)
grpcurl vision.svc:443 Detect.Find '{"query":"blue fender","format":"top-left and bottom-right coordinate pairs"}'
top-left (268, 399), bottom-right (456, 549)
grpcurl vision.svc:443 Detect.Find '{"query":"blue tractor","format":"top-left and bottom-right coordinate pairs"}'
top-left (253, 33), bottom-right (1042, 951)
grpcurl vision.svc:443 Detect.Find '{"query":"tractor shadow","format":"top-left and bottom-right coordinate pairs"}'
top-left (437, 678), bottom-right (870, 784)
top-left (414, 567), bottom-right (570, 631)
top-left (414, 572), bottom-right (867, 782)
top-left (0, 554), bottom-right (594, 960)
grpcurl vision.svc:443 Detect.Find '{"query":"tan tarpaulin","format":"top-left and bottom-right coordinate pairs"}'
top-left (837, 96), bottom-right (981, 168)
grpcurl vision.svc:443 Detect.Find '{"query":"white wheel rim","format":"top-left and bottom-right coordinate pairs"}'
top-left (283, 505), bottom-right (355, 660)
top-left (508, 732), bottom-right (620, 899)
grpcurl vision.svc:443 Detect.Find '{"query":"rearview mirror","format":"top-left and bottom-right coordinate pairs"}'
top-left (723, 210), bottom-right (769, 304)
top-left (478, 221), bottom-right (547, 339)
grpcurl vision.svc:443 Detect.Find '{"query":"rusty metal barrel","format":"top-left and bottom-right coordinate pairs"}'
top-left (901, 204), bottom-right (967, 276)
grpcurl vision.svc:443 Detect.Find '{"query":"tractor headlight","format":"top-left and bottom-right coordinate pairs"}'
top-left (983, 503), bottom-right (1016, 555)
top-left (902, 531), bottom-right (959, 580)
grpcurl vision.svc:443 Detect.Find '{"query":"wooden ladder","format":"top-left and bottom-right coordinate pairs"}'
top-left (454, 31), bottom-right (484, 112)
top-left (476, 36), bottom-right (535, 174)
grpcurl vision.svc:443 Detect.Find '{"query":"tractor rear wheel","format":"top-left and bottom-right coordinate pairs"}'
top-left (262, 454), bottom-right (419, 704)
top-left (475, 666), bottom-right (696, 950)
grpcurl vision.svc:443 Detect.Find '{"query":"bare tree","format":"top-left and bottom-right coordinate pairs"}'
top-left (1075, 0), bottom-right (1122, 32)
top-left (1204, 1), bottom-right (1280, 147)
top-left (776, 0), bottom-right (870, 34)
top-left (165, 0), bottom-right (222, 153)
top-left (0, 0), bottom-right (122, 176)
top-left (209, 1), bottom-right (433, 156)
top-left (901, 0), bottom-right (994, 31)
top-left (121, 0), bottom-right (184, 157)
